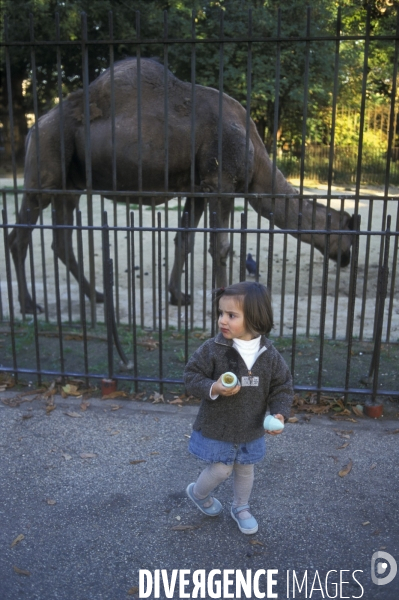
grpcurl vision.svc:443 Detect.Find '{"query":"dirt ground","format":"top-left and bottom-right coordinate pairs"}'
top-left (1, 177), bottom-right (398, 400)
top-left (1, 178), bottom-right (398, 343)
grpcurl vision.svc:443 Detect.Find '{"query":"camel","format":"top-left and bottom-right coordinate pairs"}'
top-left (8, 58), bottom-right (354, 314)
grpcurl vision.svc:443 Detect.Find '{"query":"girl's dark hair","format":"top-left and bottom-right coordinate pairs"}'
top-left (215, 281), bottom-right (274, 336)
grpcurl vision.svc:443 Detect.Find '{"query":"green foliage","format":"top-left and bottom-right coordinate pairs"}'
top-left (1, 0), bottom-right (398, 163)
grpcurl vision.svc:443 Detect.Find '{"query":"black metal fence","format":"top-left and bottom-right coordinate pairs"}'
top-left (1, 7), bottom-right (398, 404)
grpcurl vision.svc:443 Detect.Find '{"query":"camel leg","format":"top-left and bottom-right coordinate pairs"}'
top-left (208, 198), bottom-right (234, 288)
top-left (52, 197), bottom-right (104, 303)
top-left (168, 197), bottom-right (205, 306)
top-left (8, 192), bottom-right (48, 314)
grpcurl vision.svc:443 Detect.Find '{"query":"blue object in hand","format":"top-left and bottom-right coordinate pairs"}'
top-left (221, 372), bottom-right (238, 388)
top-left (263, 414), bottom-right (284, 431)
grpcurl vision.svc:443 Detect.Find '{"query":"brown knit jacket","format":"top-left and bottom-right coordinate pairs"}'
top-left (184, 333), bottom-right (293, 443)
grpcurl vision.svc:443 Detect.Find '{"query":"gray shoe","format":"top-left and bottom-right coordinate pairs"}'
top-left (186, 483), bottom-right (223, 516)
top-left (231, 504), bottom-right (258, 534)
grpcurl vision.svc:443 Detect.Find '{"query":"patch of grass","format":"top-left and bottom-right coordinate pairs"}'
top-left (1, 321), bottom-right (397, 402)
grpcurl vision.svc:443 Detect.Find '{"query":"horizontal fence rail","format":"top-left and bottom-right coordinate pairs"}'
top-left (0, 7), bottom-right (398, 405)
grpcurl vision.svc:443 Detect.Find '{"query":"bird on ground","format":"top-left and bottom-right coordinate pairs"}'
top-left (246, 253), bottom-right (258, 276)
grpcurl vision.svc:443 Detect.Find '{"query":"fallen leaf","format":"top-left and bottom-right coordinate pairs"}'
top-left (150, 392), bottom-right (164, 404)
top-left (249, 540), bottom-right (264, 546)
top-left (11, 534), bottom-right (25, 548)
top-left (138, 338), bottom-right (159, 351)
top-left (13, 566), bottom-right (31, 576)
top-left (80, 401), bottom-right (90, 411)
top-left (65, 412), bottom-right (83, 418)
top-left (337, 442), bottom-right (350, 449)
top-left (352, 406), bottom-right (364, 417)
top-left (110, 430), bottom-right (120, 436)
top-left (46, 405), bottom-right (56, 414)
top-left (127, 586), bottom-right (139, 596)
top-left (288, 417), bottom-right (299, 423)
top-left (111, 404), bottom-right (122, 411)
top-left (61, 453), bottom-right (72, 461)
top-left (62, 384), bottom-right (82, 397)
top-left (80, 453), bottom-right (97, 459)
top-left (386, 429), bottom-right (399, 435)
top-left (129, 459), bottom-right (146, 465)
top-left (102, 391), bottom-right (128, 399)
top-left (46, 499), bottom-right (57, 505)
top-left (370, 463), bottom-right (377, 470)
top-left (362, 521), bottom-right (370, 526)
top-left (169, 398), bottom-right (183, 404)
top-left (338, 460), bottom-right (353, 477)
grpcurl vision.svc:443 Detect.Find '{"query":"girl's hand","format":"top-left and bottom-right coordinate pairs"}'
top-left (212, 376), bottom-right (241, 397)
top-left (265, 413), bottom-right (285, 435)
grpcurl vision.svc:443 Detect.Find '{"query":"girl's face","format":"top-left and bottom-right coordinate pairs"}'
top-left (218, 296), bottom-right (253, 341)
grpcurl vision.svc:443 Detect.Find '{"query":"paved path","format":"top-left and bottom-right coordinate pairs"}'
top-left (0, 393), bottom-right (398, 599)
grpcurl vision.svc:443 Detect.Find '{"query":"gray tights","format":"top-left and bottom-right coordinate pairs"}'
top-left (193, 462), bottom-right (254, 516)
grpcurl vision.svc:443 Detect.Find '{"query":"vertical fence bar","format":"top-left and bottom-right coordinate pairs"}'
top-left (271, 9), bottom-right (281, 193)
top-left (81, 13), bottom-right (96, 326)
top-left (136, 12), bottom-right (144, 329)
top-left (102, 211), bottom-right (113, 379)
top-left (130, 212), bottom-right (138, 393)
top-left (344, 215), bottom-right (361, 404)
top-left (184, 212), bottom-right (189, 363)
top-left (327, 7), bottom-right (341, 195)
top-left (164, 11), bottom-right (171, 331)
top-left (290, 213), bottom-right (302, 383)
top-left (190, 11), bottom-right (198, 330)
top-left (202, 202), bottom-right (208, 331)
top-left (151, 202), bottom-right (157, 331)
top-left (244, 9), bottom-right (252, 196)
top-left (371, 216), bottom-right (391, 403)
top-left (26, 209), bottom-right (41, 385)
top-left (157, 212), bottom-right (163, 393)
top-left (211, 211), bottom-right (217, 338)
top-left (386, 202), bottom-right (398, 342)
top-left (267, 212), bottom-right (274, 292)
top-left (299, 7), bottom-right (311, 197)
top-left (29, 14), bottom-right (49, 323)
top-left (331, 199), bottom-right (345, 340)
top-left (51, 209), bottom-right (65, 379)
top-left (55, 13), bottom-right (67, 191)
top-left (239, 212), bottom-right (247, 282)
top-left (354, 6), bottom-right (371, 202)
top-left (76, 210), bottom-right (89, 385)
top-left (279, 197), bottom-right (289, 337)
top-left (305, 199), bottom-right (317, 337)
top-left (316, 213), bottom-right (331, 400)
top-left (217, 10), bottom-right (224, 194)
top-left (2, 208), bottom-right (18, 380)
top-left (359, 197), bottom-right (373, 340)
top-left (113, 197), bottom-right (120, 325)
top-left (55, 14), bottom-right (74, 324)
top-left (4, 17), bottom-right (20, 219)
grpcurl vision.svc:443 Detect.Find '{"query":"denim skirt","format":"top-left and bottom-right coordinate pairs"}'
top-left (188, 429), bottom-right (266, 465)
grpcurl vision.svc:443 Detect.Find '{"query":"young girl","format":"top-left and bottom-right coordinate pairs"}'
top-left (184, 281), bottom-right (293, 534)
